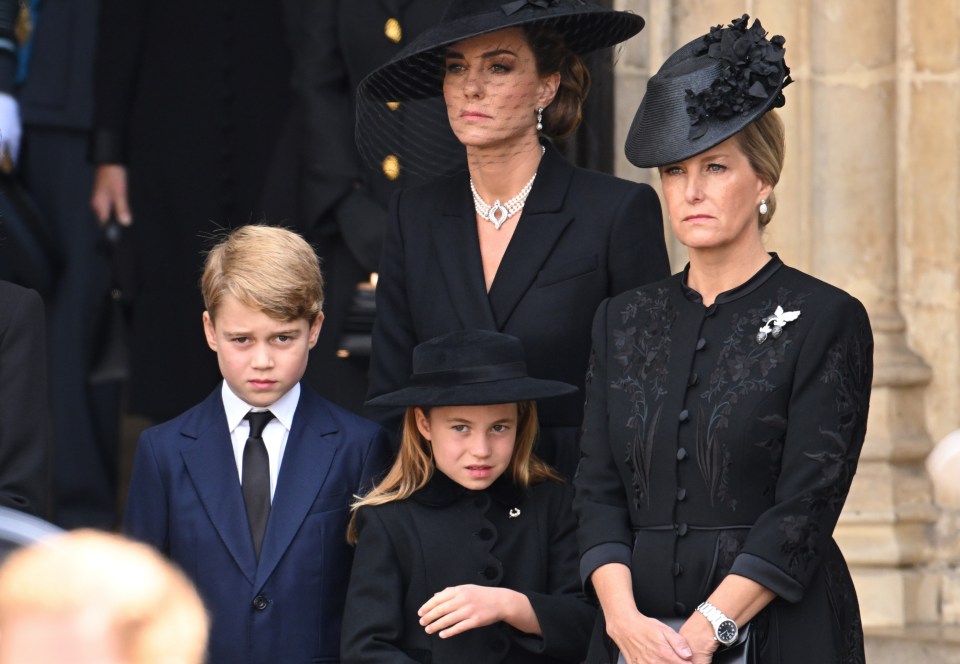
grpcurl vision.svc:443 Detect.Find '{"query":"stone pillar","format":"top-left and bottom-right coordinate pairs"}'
top-left (805, 0), bottom-right (938, 628)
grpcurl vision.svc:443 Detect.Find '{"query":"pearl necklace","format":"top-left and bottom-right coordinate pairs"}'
top-left (470, 146), bottom-right (545, 230)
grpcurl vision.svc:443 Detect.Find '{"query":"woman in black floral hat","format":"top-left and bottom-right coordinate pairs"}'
top-left (574, 15), bottom-right (872, 664)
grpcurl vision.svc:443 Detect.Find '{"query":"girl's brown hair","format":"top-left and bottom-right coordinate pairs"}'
top-left (347, 401), bottom-right (560, 544)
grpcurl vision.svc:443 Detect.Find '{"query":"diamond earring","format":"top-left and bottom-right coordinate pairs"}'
top-left (536, 107), bottom-right (543, 132)
top-left (759, 199), bottom-right (768, 215)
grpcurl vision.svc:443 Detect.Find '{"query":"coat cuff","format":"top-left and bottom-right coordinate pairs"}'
top-left (729, 552), bottom-right (805, 603)
top-left (580, 542), bottom-right (631, 595)
top-left (88, 128), bottom-right (127, 164)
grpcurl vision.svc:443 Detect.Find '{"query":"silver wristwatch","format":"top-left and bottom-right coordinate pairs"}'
top-left (696, 601), bottom-right (739, 646)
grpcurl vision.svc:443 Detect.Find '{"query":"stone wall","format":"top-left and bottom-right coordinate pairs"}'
top-left (611, 0), bottom-right (960, 635)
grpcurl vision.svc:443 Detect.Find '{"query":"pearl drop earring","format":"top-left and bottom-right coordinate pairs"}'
top-left (536, 107), bottom-right (543, 132)
top-left (759, 199), bottom-right (768, 215)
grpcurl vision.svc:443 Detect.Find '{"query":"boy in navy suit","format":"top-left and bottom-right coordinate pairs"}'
top-left (124, 225), bottom-right (391, 664)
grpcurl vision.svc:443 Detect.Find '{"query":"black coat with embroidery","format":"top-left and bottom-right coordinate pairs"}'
top-left (574, 256), bottom-right (873, 664)
top-left (341, 472), bottom-right (596, 663)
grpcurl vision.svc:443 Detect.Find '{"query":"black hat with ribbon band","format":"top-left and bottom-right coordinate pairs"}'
top-left (359, 0), bottom-right (644, 103)
top-left (624, 14), bottom-right (792, 169)
top-left (365, 329), bottom-right (577, 408)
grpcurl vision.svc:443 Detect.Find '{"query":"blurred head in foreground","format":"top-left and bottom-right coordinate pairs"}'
top-left (0, 530), bottom-right (208, 664)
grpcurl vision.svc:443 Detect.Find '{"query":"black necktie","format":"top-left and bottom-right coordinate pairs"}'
top-left (243, 410), bottom-right (274, 559)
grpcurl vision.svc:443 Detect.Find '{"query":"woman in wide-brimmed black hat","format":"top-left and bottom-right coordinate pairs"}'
top-left (341, 330), bottom-right (595, 662)
top-left (575, 15), bottom-right (873, 664)
top-left (360, 0), bottom-right (671, 481)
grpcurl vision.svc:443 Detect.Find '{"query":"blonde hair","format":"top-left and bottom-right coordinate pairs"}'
top-left (735, 110), bottom-right (786, 227)
top-left (347, 401), bottom-right (560, 543)
top-left (0, 530), bottom-right (208, 664)
top-left (201, 224), bottom-right (324, 322)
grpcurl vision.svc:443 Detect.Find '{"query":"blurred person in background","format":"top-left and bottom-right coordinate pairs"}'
top-left (0, 529), bottom-right (208, 664)
top-left (11, 0), bottom-right (121, 529)
top-left (295, 0), bottom-right (453, 413)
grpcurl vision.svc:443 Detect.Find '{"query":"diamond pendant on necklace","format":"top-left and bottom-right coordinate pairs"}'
top-left (470, 145), bottom-right (545, 230)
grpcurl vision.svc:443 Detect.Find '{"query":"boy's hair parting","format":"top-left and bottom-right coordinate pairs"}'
top-left (346, 400), bottom-right (560, 544)
top-left (201, 224), bottom-right (324, 322)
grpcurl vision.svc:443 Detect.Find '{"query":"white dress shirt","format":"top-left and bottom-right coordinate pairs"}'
top-left (221, 382), bottom-right (301, 502)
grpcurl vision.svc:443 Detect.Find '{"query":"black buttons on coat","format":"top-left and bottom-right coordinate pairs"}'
top-left (676, 523), bottom-right (688, 536)
top-left (674, 601), bottom-right (687, 616)
top-left (676, 488), bottom-right (687, 501)
top-left (676, 448), bottom-right (688, 461)
top-left (678, 409), bottom-right (689, 422)
top-left (672, 562), bottom-right (683, 577)
top-left (695, 338), bottom-right (707, 351)
top-left (476, 528), bottom-right (494, 541)
top-left (252, 595), bottom-right (268, 611)
top-left (688, 372), bottom-right (699, 387)
top-left (481, 566), bottom-right (498, 580)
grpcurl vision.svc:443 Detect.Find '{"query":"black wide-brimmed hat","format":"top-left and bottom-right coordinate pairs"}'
top-left (625, 14), bottom-right (792, 168)
top-left (361, 0), bottom-right (644, 103)
top-left (365, 330), bottom-right (577, 408)
top-left (355, 0), bottom-right (644, 179)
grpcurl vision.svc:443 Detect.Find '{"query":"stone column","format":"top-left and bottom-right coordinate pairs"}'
top-left (806, 0), bottom-right (938, 628)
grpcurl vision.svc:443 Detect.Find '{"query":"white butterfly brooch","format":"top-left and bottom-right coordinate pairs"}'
top-left (756, 306), bottom-right (801, 344)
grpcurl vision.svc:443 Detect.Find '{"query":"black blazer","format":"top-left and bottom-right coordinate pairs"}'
top-left (368, 145), bottom-right (670, 475)
top-left (0, 282), bottom-right (50, 517)
top-left (341, 472), bottom-right (595, 663)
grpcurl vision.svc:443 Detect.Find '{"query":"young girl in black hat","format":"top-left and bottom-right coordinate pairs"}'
top-left (341, 329), bottom-right (595, 663)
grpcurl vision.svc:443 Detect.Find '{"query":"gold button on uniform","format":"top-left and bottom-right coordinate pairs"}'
top-left (382, 155), bottom-right (400, 180)
top-left (384, 18), bottom-right (402, 43)
top-left (386, 101), bottom-right (401, 111)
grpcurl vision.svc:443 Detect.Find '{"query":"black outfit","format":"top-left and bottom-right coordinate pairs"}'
top-left (297, 0), bottom-right (453, 413)
top-left (367, 145), bottom-right (670, 477)
top-left (0, 281), bottom-right (50, 517)
top-left (574, 256), bottom-right (873, 664)
top-left (16, 0), bottom-right (121, 529)
top-left (342, 472), bottom-right (595, 662)
top-left (91, 0), bottom-right (298, 421)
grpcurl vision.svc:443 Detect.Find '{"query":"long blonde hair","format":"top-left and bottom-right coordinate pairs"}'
top-left (347, 401), bottom-right (560, 543)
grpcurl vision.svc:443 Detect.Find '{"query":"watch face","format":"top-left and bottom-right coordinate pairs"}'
top-left (716, 619), bottom-right (738, 645)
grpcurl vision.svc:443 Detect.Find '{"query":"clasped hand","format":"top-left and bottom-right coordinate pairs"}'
top-left (417, 584), bottom-right (510, 639)
top-left (609, 610), bottom-right (718, 664)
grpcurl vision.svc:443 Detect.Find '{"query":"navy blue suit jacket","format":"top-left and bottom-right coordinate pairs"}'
top-left (124, 383), bottom-right (391, 664)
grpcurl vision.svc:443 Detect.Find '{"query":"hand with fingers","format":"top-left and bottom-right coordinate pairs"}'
top-left (607, 609), bottom-right (695, 664)
top-left (418, 584), bottom-right (539, 639)
top-left (90, 164), bottom-right (133, 226)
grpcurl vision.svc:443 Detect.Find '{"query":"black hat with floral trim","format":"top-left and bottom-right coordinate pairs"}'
top-left (625, 14), bottom-right (792, 168)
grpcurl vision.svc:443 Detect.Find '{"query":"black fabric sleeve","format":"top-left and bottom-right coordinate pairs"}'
top-left (730, 295), bottom-right (873, 602)
top-left (574, 298), bottom-right (636, 592)
top-left (0, 286), bottom-right (50, 517)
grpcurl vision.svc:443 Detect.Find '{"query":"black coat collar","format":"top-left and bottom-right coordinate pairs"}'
top-left (681, 252), bottom-right (784, 306)
top-left (432, 142), bottom-right (577, 330)
top-left (412, 469), bottom-right (526, 508)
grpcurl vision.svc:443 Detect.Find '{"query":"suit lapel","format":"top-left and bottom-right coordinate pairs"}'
top-left (254, 389), bottom-right (340, 590)
top-left (432, 179), bottom-right (498, 329)
top-left (180, 391), bottom-right (258, 585)
top-left (487, 146), bottom-right (575, 329)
